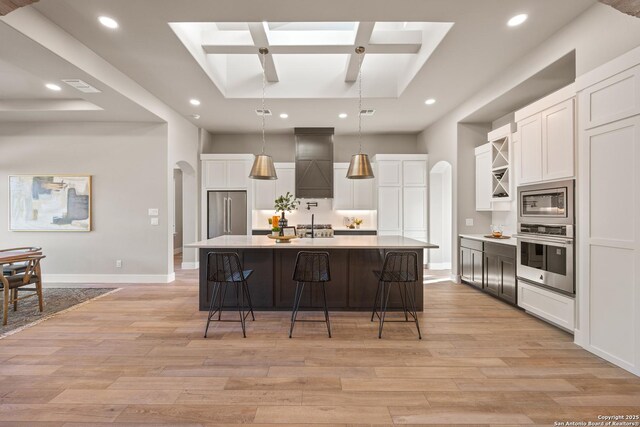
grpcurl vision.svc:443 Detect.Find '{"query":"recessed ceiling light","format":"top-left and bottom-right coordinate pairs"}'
top-left (507, 14), bottom-right (528, 27)
top-left (280, 113), bottom-right (289, 119)
top-left (98, 16), bottom-right (119, 29)
top-left (45, 83), bottom-right (61, 91)
top-left (424, 98), bottom-right (436, 105)
top-left (189, 99), bottom-right (201, 106)
top-left (338, 113), bottom-right (348, 119)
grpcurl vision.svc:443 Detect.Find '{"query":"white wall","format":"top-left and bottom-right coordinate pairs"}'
top-left (0, 122), bottom-right (171, 282)
top-left (418, 3), bottom-right (640, 277)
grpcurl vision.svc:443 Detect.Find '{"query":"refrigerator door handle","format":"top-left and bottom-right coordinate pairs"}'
top-left (228, 198), bottom-right (232, 233)
top-left (223, 197), bottom-right (228, 234)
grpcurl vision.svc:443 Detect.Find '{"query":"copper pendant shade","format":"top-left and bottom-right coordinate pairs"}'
top-left (347, 46), bottom-right (375, 179)
top-left (249, 153), bottom-right (277, 180)
top-left (249, 47), bottom-right (278, 180)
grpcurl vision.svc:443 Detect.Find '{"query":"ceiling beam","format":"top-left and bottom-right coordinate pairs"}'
top-left (345, 22), bottom-right (375, 82)
top-left (0, 0), bottom-right (38, 16)
top-left (247, 22), bottom-right (279, 82)
top-left (202, 43), bottom-right (421, 55)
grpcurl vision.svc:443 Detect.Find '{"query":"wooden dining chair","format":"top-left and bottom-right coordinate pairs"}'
top-left (1, 254), bottom-right (46, 326)
top-left (1, 247), bottom-right (42, 276)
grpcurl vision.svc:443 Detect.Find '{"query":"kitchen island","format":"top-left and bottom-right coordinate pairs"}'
top-left (188, 235), bottom-right (438, 311)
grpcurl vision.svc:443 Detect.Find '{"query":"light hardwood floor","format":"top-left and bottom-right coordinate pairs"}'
top-left (0, 262), bottom-right (638, 426)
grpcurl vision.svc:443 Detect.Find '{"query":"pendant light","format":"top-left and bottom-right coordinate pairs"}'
top-left (249, 47), bottom-right (278, 180)
top-left (347, 46), bottom-right (375, 179)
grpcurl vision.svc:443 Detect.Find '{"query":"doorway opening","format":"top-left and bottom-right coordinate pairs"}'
top-left (428, 161), bottom-right (453, 279)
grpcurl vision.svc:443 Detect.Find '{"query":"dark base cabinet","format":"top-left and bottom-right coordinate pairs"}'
top-left (459, 238), bottom-right (517, 305)
top-left (199, 247), bottom-right (424, 311)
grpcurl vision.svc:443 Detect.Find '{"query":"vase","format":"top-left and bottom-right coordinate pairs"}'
top-left (278, 212), bottom-right (288, 230)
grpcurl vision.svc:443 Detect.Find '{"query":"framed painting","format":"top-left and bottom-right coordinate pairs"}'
top-left (9, 175), bottom-right (92, 232)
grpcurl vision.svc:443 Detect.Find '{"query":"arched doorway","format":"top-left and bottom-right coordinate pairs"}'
top-left (174, 160), bottom-right (197, 272)
top-left (428, 161), bottom-right (453, 272)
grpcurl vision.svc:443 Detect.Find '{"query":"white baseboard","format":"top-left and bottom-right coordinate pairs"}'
top-left (181, 262), bottom-right (199, 270)
top-left (427, 262), bottom-right (452, 270)
top-left (43, 273), bottom-right (175, 284)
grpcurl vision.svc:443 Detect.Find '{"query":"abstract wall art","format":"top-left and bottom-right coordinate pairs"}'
top-left (9, 175), bottom-right (92, 231)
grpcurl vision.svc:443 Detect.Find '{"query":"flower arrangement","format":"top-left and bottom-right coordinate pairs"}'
top-left (274, 192), bottom-right (300, 213)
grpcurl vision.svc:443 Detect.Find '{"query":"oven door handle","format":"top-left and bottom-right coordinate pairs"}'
top-left (515, 234), bottom-right (573, 246)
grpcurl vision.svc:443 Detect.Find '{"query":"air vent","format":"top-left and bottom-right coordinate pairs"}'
top-left (359, 109), bottom-right (376, 116)
top-left (255, 109), bottom-right (272, 116)
top-left (61, 79), bottom-right (102, 93)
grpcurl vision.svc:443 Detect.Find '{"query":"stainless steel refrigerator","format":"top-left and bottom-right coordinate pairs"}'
top-left (207, 191), bottom-right (247, 238)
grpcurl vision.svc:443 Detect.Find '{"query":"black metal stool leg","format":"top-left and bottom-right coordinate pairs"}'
top-left (237, 283), bottom-right (246, 338)
top-left (204, 282), bottom-right (220, 338)
top-left (289, 282), bottom-right (305, 338)
top-left (218, 282), bottom-right (228, 321)
top-left (243, 280), bottom-right (255, 321)
top-left (408, 282), bottom-right (422, 339)
top-left (378, 282), bottom-right (392, 339)
top-left (321, 283), bottom-right (332, 338)
top-left (399, 282), bottom-right (409, 321)
top-left (371, 280), bottom-right (381, 322)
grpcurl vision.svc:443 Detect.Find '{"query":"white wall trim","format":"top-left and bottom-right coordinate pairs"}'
top-left (181, 262), bottom-right (200, 270)
top-left (43, 274), bottom-right (175, 284)
top-left (427, 262), bottom-right (452, 270)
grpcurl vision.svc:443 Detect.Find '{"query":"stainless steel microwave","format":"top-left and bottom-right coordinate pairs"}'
top-left (517, 180), bottom-right (574, 226)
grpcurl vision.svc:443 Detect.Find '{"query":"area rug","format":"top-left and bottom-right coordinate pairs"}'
top-left (0, 287), bottom-right (120, 338)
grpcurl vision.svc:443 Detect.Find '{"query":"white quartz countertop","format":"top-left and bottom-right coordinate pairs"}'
top-left (188, 235), bottom-right (438, 249)
top-left (459, 234), bottom-right (517, 247)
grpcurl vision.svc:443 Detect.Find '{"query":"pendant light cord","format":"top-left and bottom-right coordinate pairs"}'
top-left (260, 50), bottom-right (267, 155)
top-left (357, 49), bottom-right (363, 154)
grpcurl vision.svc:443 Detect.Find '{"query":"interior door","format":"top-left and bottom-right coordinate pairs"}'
top-left (207, 191), bottom-right (227, 239)
top-left (227, 191), bottom-right (247, 235)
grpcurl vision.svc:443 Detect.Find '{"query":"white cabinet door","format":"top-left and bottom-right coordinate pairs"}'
top-left (333, 166), bottom-right (353, 209)
top-left (377, 186), bottom-right (402, 232)
top-left (204, 160), bottom-right (227, 188)
top-left (377, 160), bottom-right (402, 186)
top-left (275, 167), bottom-right (295, 199)
top-left (475, 148), bottom-right (492, 211)
top-left (253, 179), bottom-right (276, 210)
top-left (403, 187), bottom-right (427, 231)
top-left (542, 98), bottom-right (575, 181)
top-left (518, 114), bottom-right (543, 184)
top-left (353, 178), bottom-right (374, 209)
top-left (227, 160), bottom-right (248, 189)
top-left (403, 160), bottom-right (427, 186)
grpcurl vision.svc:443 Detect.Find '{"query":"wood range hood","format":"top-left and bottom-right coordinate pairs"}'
top-left (294, 127), bottom-right (334, 199)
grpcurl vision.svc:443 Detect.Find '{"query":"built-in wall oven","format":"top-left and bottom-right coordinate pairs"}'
top-left (517, 180), bottom-right (575, 295)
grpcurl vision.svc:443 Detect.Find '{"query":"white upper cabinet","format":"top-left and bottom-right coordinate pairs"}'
top-left (475, 143), bottom-right (492, 211)
top-left (202, 155), bottom-right (252, 189)
top-left (515, 84), bottom-right (576, 185)
top-left (332, 163), bottom-right (374, 210)
top-left (542, 99), bottom-right (575, 181)
top-left (253, 163), bottom-right (295, 210)
top-left (518, 114), bottom-right (543, 184)
top-left (376, 160), bottom-right (402, 186)
top-left (403, 160), bottom-right (428, 186)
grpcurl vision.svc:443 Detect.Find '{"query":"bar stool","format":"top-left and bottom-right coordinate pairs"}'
top-left (371, 251), bottom-right (422, 339)
top-left (289, 251), bottom-right (332, 338)
top-left (204, 252), bottom-right (255, 338)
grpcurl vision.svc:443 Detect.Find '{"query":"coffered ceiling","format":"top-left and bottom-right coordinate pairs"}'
top-left (2, 0), bottom-right (598, 133)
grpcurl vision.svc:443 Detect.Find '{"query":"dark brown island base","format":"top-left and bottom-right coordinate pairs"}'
top-left (189, 235), bottom-right (438, 311)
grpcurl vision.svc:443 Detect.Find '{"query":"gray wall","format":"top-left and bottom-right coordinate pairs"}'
top-left (173, 168), bottom-right (183, 252)
top-left (0, 122), bottom-right (169, 277)
top-left (203, 132), bottom-right (419, 161)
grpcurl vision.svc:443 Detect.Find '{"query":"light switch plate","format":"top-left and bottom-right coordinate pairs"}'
top-left (150, 217), bottom-right (159, 226)
top-left (148, 208), bottom-right (159, 216)
top-left (465, 218), bottom-right (474, 226)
